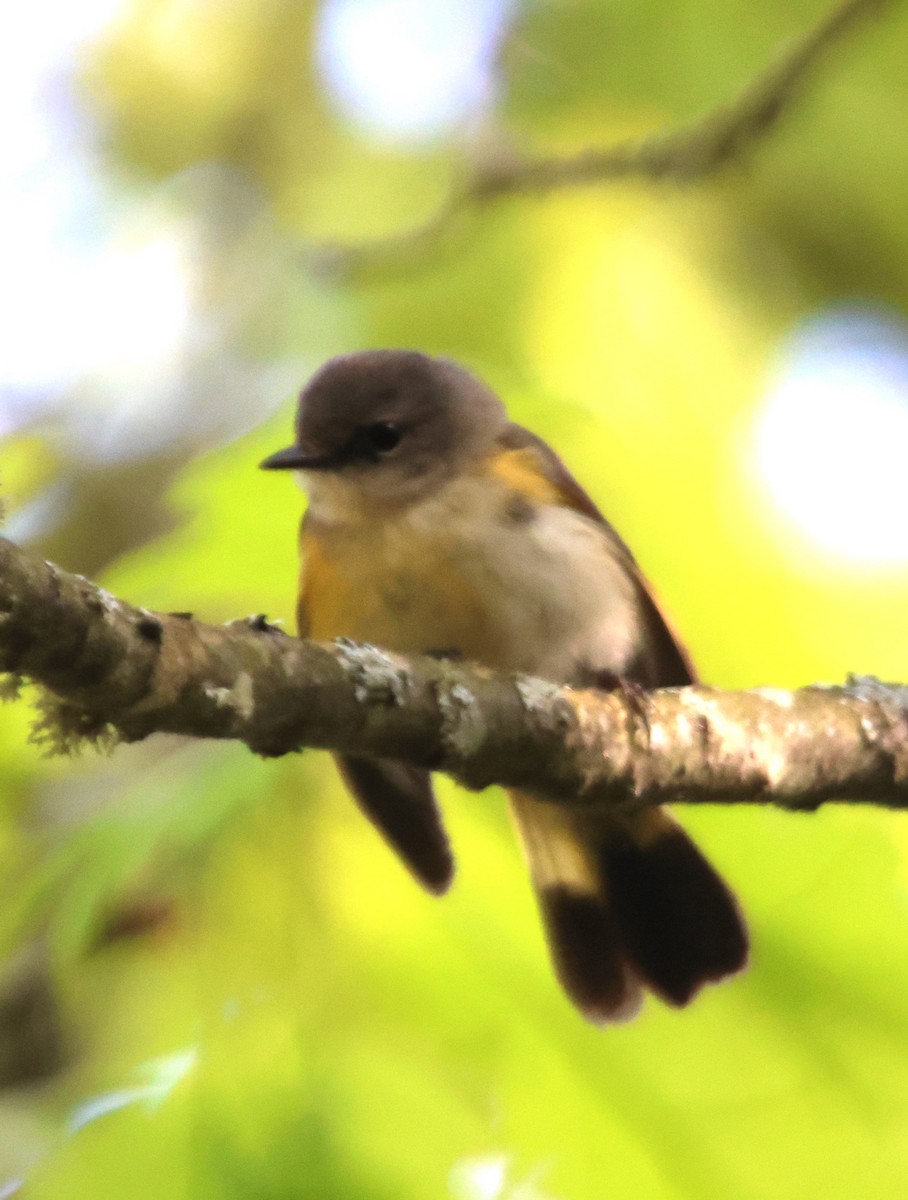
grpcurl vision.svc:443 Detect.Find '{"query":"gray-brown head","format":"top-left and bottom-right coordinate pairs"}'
top-left (260, 350), bottom-right (508, 515)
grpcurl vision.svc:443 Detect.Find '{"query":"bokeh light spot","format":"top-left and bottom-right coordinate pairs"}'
top-left (753, 308), bottom-right (908, 566)
top-left (315, 0), bottom-right (515, 142)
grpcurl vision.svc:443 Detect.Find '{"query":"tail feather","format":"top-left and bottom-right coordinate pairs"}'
top-left (509, 793), bottom-right (641, 1022)
top-left (603, 811), bottom-right (748, 1006)
top-left (539, 887), bottom-right (642, 1023)
top-left (510, 793), bottom-right (747, 1022)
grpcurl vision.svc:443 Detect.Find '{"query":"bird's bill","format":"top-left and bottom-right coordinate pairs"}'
top-left (259, 444), bottom-right (334, 471)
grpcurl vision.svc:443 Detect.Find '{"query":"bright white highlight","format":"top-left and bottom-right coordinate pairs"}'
top-left (0, 0), bottom-right (180, 433)
top-left (450, 1155), bottom-right (509, 1200)
top-left (449, 1153), bottom-right (555, 1200)
top-left (0, 5), bottom-right (300, 463)
top-left (68, 1046), bottom-right (198, 1133)
top-left (316, 0), bottom-right (514, 141)
top-left (753, 310), bottom-right (908, 566)
top-left (0, 0), bottom-right (124, 408)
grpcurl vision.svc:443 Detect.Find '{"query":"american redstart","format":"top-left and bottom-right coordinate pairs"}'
top-left (261, 349), bottom-right (747, 1022)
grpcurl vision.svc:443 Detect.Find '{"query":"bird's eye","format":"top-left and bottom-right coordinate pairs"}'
top-left (366, 421), bottom-right (402, 453)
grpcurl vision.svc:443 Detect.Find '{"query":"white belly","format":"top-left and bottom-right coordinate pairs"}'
top-left (439, 491), bottom-right (641, 679)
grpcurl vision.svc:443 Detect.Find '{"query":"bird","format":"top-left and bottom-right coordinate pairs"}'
top-left (260, 349), bottom-right (747, 1022)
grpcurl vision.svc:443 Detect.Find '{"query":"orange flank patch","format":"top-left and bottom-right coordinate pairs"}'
top-left (296, 528), bottom-right (349, 640)
top-left (297, 521), bottom-right (492, 655)
top-left (482, 448), bottom-right (564, 507)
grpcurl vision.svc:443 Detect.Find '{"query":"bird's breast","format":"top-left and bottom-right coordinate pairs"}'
top-left (299, 468), bottom-right (643, 682)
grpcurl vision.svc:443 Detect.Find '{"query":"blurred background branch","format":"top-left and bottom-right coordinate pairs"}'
top-left (312, 0), bottom-right (897, 278)
top-left (2, 534), bottom-right (907, 813)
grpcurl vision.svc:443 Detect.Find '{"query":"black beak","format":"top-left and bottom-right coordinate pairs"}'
top-left (259, 444), bottom-right (334, 471)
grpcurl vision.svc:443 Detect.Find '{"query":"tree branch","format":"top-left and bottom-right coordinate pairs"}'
top-left (2, 535), bottom-right (907, 812)
top-left (310, 0), bottom-right (896, 279)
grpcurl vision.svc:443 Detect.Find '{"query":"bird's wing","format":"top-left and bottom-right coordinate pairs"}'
top-left (335, 755), bottom-right (454, 895)
top-left (494, 423), bottom-right (696, 687)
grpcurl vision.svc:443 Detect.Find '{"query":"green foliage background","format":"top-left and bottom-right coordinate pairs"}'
top-left (3, 1), bottom-right (908, 1197)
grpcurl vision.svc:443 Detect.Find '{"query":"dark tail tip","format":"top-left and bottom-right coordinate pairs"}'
top-left (540, 887), bottom-right (641, 1022)
top-left (602, 825), bottom-right (748, 1006)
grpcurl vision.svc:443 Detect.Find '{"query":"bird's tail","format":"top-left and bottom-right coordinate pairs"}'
top-left (509, 792), bottom-right (748, 1022)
